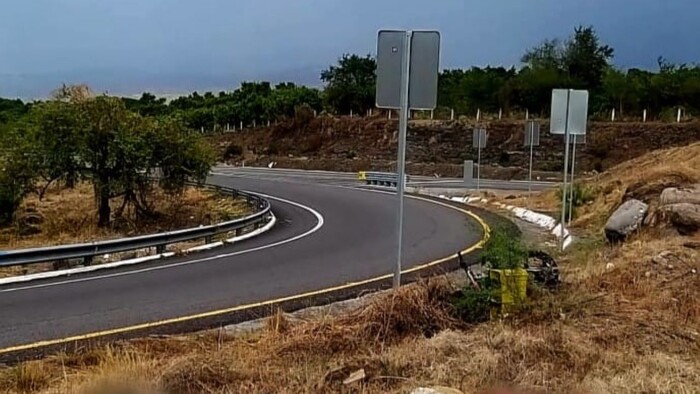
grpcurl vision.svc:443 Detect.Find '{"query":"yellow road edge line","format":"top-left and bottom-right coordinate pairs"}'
top-left (0, 195), bottom-right (490, 355)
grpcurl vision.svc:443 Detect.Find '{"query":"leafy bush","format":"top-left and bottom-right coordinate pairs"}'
top-left (556, 182), bottom-right (597, 221)
top-left (224, 144), bottom-right (243, 159)
top-left (453, 285), bottom-right (491, 324)
top-left (293, 104), bottom-right (315, 127)
top-left (482, 225), bottom-right (527, 269)
top-left (0, 180), bottom-right (23, 224)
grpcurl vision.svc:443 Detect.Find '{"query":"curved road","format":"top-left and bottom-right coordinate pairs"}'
top-left (0, 173), bottom-right (487, 354)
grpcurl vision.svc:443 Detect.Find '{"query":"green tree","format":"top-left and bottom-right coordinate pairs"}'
top-left (27, 101), bottom-right (82, 191)
top-left (0, 98), bottom-right (29, 124)
top-left (0, 122), bottom-right (37, 223)
top-left (26, 93), bottom-right (214, 227)
top-left (321, 54), bottom-right (376, 115)
top-left (562, 26), bottom-right (614, 90)
top-left (122, 92), bottom-right (168, 117)
top-left (602, 68), bottom-right (632, 115)
top-left (522, 39), bottom-right (564, 70)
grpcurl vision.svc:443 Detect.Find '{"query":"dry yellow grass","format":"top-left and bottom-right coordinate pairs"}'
top-left (1, 232), bottom-right (697, 394)
top-left (495, 142), bottom-right (700, 236)
top-left (573, 142), bottom-right (700, 231)
top-left (0, 182), bottom-right (250, 250)
top-left (1, 144), bottom-right (699, 393)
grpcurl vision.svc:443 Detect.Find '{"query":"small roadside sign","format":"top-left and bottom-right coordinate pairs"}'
top-left (524, 120), bottom-right (540, 147)
top-left (472, 128), bottom-right (488, 148)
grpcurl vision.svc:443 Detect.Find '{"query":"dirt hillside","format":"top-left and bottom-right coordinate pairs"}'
top-left (210, 117), bottom-right (700, 179)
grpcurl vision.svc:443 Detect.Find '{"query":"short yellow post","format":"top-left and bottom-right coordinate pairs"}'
top-left (489, 268), bottom-right (528, 318)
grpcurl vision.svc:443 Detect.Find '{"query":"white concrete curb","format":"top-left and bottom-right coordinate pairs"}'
top-left (0, 213), bottom-right (277, 286)
top-left (434, 193), bottom-right (574, 250)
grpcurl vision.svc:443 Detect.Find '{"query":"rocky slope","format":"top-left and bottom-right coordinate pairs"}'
top-left (209, 117), bottom-right (700, 179)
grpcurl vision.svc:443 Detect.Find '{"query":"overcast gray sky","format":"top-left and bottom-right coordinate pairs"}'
top-left (1, 0), bottom-right (699, 99)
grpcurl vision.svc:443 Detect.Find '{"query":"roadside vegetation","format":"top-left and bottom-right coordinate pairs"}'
top-left (0, 182), bottom-right (249, 251)
top-left (2, 144), bottom-right (698, 393)
top-left (0, 85), bottom-right (215, 248)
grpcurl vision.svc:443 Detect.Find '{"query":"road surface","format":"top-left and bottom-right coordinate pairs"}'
top-left (0, 172), bottom-right (489, 354)
top-left (212, 165), bottom-right (556, 191)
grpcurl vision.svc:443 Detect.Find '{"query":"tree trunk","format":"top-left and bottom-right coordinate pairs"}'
top-left (97, 182), bottom-right (111, 228)
top-left (65, 174), bottom-right (76, 189)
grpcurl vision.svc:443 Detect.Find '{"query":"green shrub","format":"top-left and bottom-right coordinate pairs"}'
top-left (556, 182), bottom-right (597, 221)
top-left (224, 144), bottom-right (243, 159)
top-left (453, 285), bottom-right (491, 324)
top-left (482, 225), bottom-right (527, 270)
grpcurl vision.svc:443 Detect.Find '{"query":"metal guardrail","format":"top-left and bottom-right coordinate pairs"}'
top-left (0, 184), bottom-right (272, 267)
top-left (358, 171), bottom-right (410, 187)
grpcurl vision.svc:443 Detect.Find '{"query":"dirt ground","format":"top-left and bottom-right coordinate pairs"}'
top-left (209, 117), bottom-right (700, 178)
top-left (1, 183), bottom-right (250, 251)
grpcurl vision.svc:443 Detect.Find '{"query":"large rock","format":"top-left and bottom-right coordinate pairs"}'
top-left (605, 199), bottom-right (649, 242)
top-left (663, 203), bottom-right (700, 235)
top-left (660, 184), bottom-right (700, 205)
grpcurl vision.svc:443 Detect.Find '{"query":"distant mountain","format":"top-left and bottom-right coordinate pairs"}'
top-left (0, 64), bottom-right (325, 100)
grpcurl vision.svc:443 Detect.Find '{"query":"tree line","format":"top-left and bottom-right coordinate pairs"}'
top-left (1, 25), bottom-right (698, 227)
top-left (3, 26), bottom-right (699, 132)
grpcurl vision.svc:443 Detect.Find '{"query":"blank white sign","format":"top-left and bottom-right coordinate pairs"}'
top-left (550, 89), bottom-right (588, 135)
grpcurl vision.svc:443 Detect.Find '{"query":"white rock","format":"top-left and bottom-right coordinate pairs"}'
top-left (343, 369), bottom-right (366, 385)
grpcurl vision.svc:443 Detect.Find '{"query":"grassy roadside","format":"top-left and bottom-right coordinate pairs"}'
top-left (0, 182), bottom-right (251, 278)
top-left (1, 145), bottom-right (699, 393)
top-left (0, 182), bottom-right (250, 250)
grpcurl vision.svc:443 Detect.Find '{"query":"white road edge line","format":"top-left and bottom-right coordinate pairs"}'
top-left (0, 213), bottom-right (279, 287)
top-left (0, 195), bottom-right (324, 293)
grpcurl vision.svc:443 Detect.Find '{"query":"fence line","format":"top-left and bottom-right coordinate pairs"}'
top-left (200, 106), bottom-right (695, 134)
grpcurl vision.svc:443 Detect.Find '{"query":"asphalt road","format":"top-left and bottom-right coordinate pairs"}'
top-left (212, 165), bottom-right (556, 191)
top-left (0, 173), bottom-right (485, 352)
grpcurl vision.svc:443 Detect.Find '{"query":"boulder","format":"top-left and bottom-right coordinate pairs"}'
top-left (604, 199), bottom-right (649, 242)
top-left (663, 203), bottom-right (700, 235)
top-left (660, 184), bottom-right (700, 206)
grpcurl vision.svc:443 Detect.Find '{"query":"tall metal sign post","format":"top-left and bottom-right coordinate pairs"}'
top-left (568, 134), bottom-right (586, 225)
top-left (550, 89), bottom-right (588, 251)
top-left (472, 128), bottom-right (487, 192)
top-left (376, 30), bottom-right (440, 288)
top-left (524, 120), bottom-right (541, 200)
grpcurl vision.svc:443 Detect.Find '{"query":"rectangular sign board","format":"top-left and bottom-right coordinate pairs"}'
top-left (524, 120), bottom-right (540, 147)
top-left (472, 128), bottom-right (488, 148)
top-left (550, 89), bottom-right (589, 135)
top-left (376, 30), bottom-right (440, 110)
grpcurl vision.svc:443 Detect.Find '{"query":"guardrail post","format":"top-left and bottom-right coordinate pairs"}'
top-left (205, 235), bottom-right (213, 244)
top-left (235, 227), bottom-right (243, 237)
top-left (156, 245), bottom-right (166, 254)
top-left (83, 256), bottom-right (93, 266)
